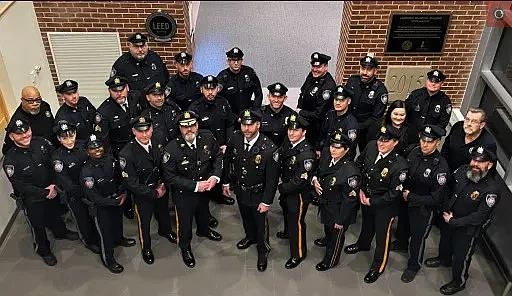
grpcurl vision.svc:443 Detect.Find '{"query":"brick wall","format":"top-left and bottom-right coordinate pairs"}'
top-left (33, 1), bottom-right (192, 87)
top-left (335, 1), bottom-right (487, 107)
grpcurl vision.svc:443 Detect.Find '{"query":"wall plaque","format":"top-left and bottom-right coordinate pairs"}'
top-left (145, 10), bottom-right (177, 42)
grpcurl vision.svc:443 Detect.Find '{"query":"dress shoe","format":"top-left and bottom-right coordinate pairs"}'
top-left (425, 257), bottom-right (451, 268)
top-left (236, 238), bottom-right (256, 250)
top-left (285, 257), bottom-right (303, 269)
top-left (55, 230), bottom-right (79, 241)
top-left (276, 231), bottom-right (289, 239)
top-left (314, 237), bottom-right (327, 247)
top-left (401, 269), bottom-right (417, 283)
top-left (123, 208), bottom-right (134, 220)
top-left (119, 237), bottom-right (136, 247)
top-left (208, 216), bottom-right (219, 228)
top-left (142, 249), bottom-right (155, 265)
top-left (106, 261), bottom-right (124, 274)
top-left (316, 262), bottom-right (330, 271)
top-left (257, 252), bottom-right (268, 272)
top-left (181, 248), bottom-right (196, 268)
top-left (364, 269), bottom-right (382, 284)
top-left (390, 240), bottom-right (408, 253)
top-left (42, 253), bottom-right (57, 266)
top-left (85, 243), bottom-right (101, 254)
top-left (440, 281), bottom-right (466, 295)
top-left (344, 244), bottom-right (369, 254)
top-left (159, 231), bottom-right (177, 244)
top-left (311, 198), bottom-right (320, 206)
top-left (196, 229), bottom-right (222, 241)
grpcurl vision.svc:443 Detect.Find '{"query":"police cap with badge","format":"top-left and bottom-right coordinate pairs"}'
top-left (333, 85), bottom-right (353, 100)
top-left (105, 76), bottom-right (128, 91)
top-left (419, 124), bottom-right (446, 142)
top-left (127, 32), bottom-right (148, 46)
top-left (86, 134), bottom-right (103, 149)
top-left (239, 109), bottom-right (262, 125)
top-left (226, 47), bottom-right (244, 59)
top-left (377, 125), bottom-right (401, 141)
top-left (6, 118), bottom-right (30, 134)
top-left (286, 113), bottom-right (309, 130)
top-left (201, 75), bottom-right (218, 89)
top-left (427, 69), bottom-right (446, 83)
top-left (53, 120), bottom-right (77, 137)
top-left (130, 115), bottom-right (153, 131)
top-left (330, 131), bottom-right (351, 149)
top-left (267, 82), bottom-right (288, 97)
top-left (470, 146), bottom-right (496, 162)
top-left (55, 79), bottom-right (79, 94)
top-left (144, 81), bottom-right (165, 95)
top-left (177, 110), bottom-right (199, 127)
top-left (360, 55), bottom-right (379, 68)
top-left (310, 52), bottom-right (331, 66)
top-left (175, 52), bottom-right (192, 65)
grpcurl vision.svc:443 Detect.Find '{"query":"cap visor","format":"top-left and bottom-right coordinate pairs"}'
top-left (134, 125), bottom-right (151, 131)
top-left (149, 89), bottom-right (165, 95)
top-left (241, 119), bottom-right (256, 125)
top-left (179, 119), bottom-right (197, 127)
top-left (87, 142), bottom-right (103, 149)
top-left (202, 83), bottom-right (217, 89)
top-left (110, 85), bottom-right (126, 91)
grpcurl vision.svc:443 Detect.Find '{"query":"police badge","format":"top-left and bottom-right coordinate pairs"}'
top-left (471, 191), bottom-right (480, 200)
top-left (304, 159), bottom-right (314, 171)
top-left (330, 177), bottom-right (336, 186)
top-left (255, 155), bottom-right (262, 164)
top-left (273, 150), bottom-right (279, 162)
top-left (434, 105), bottom-right (440, 113)
top-left (381, 168), bottom-right (388, 177)
top-left (4, 165), bottom-right (14, 177)
top-left (163, 152), bottom-right (171, 164)
top-left (119, 157), bottom-right (126, 169)
top-left (368, 91), bottom-right (374, 99)
top-left (45, 111), bottom-right (51, 118)
top-left (423, 168), bottom-right (431, 178)
top-left (84, 177), bottom-right (94, 189)
top-left (53, 160), bottom-right (63, 173)
top-left (322, 90), bottom-right (331, 101)
top-left (437, 173), bottom-right (447, 185)
top-left (290, 156), bottom-right (296, 165)
top-left (122, 171), bottom-right (128, 178)
top-left (151, 63), bottom-right (157, 71)
top-left (486, 194), bottom-right (497, 207)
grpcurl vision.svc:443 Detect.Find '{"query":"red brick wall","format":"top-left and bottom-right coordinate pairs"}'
top-left (335, 1), bottom-right (487, 107)
top-left (33, 1), bottom-right (192, 87)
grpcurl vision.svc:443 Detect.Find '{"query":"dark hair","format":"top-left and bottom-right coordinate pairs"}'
top-left (383, 100), bottom-right (407, 127)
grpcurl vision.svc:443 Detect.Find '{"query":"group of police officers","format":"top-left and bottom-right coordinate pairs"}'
top-left (2, 32), bottom-right (500, 295)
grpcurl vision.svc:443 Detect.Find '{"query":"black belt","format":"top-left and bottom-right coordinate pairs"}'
top-left (240, 183), bottom-right (264, 192)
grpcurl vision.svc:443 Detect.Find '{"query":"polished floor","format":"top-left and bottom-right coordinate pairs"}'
top-left (0, 198), bottom-right (505, 296)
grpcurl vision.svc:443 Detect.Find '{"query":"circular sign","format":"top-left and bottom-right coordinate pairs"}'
top-left (145, 10), bottom-right (177, 42)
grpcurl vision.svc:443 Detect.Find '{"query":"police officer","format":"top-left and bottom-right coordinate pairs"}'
top-left (111, 32), bottom-right (170, 93)
top-left (344, 125), bottom-right (408, 284)
top-left (3, 119), bottom-right (78, 266)
top-left (425, 146), bottom-right (499, 295)
top-left (405, 69), bottom-right (452, 144)
top-left (140, 81), bottom-right (182, 144)
top-left (392, 125), bottom-right (450, 283)
top-left (80, 134), bottom-right (136, 273)
top-left (296, 52), bottom-right (336, 146)
top-left (222, 109), bottom-right (280, 272)
top-left (119, 116), bottom-right (177, 265)
top-left (217, 47), bottom-right (263, 118)
top-left (278, 114), bottom-right (316, 269)
top-left (162, 111), bottom-right (223, 268)
top-left (259, 82), bottom-right (295, 147)
top-left (55, 79), bottom-right (97, 142)
top-left (3, 86), bottom-right (56, 154)
top-left (165, 52), bottom-right (203, 110)
top-left (345, 55), bottom-right (389, 151)
top-left (311, 132), bottom-right (361, 271)
top-left (52, 120), bottom-right (100, 255)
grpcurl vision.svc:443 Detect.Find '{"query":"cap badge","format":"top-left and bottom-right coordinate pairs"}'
top-left (114, 78), bottom-right (120, 84)
top-left (380, 126), bottom-right (386, 133)
top-left (155, 82), bottom-right (161, 88)
top-left (244, 110), bottom-right (250, 117)
top-left (275, 84), bottom-right (281, 90)
top-left (66, 81), bottom-right (72, 87)
top-left (61, 124), bottom-right (68, 130)
top-left (233, 48), bottom-right (238, 53)
top-left (335, 134), bottom-right (341, 140)
top-left (136, 34), bottom-right (141, 39)
top-left (477, 146), bottom-right (483, 154)
top-left (90, 134), bottom-right (97, 141)
top-left (184, 112), bottom-right (191, 119)
top-left (139, 117), bottom-right (146, 123)
top-left (290, 114), bottom-right (296, 122)
top-left (338, 86), bottom-right (343, 92)
top-left (208, 76), bottom-right (213, 82)
top-left (425, 126), bottom-right (431, 133)
top-left (15, 120), bottom-right (22, 126)
top-left (313, 53), bottom-right (318, 59)
top-left (366, 57), bottom-right (371, 63)
top-left (433, 70), bottom-right (439, 76)
top-left (181, 52), bottom-right (186, 58)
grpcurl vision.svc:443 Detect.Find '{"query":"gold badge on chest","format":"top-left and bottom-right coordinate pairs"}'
top-left (330, 177), bottom-right (336, 186)
top-left (290, 156), bottom-right (296, 165)
top-left (470, 191), bottom-right (480, 200)
top-left (381, 168), bottom-right (388, 177)
top-left (255, 155), bottom-right (262, 164)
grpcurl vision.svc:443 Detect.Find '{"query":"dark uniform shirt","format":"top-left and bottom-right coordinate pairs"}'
top-left (2, 101), bottom-right (56, 154)
top-left (80, 154), bottom-right (123, 207)
top-left (189, 96), bottom-right (236, 146)
top-left (55, 97), bottom-right (96, 141)
top-left (51, 140), bottom-right (88, 199)
top-left (367, 125), bottom-right (409, 156)
top-left (318, 109), bottom-right (359, 158)
top-left (297, 72), bottom-right (336, 125)
top-left (165, 72), bottom-right (203, 110)
top-left (140, 102), bottom-right (181, 145)
top-left (217, 65), bottom-right (263, 116)
top-left (278, 139), bottom-right (316, 198)
top-left (259, 104), bottom-right (295, 147)
top-left (405, 87), bottom-right (452, 143)
top-left (441, 121), bottom-right (497, 172)
top-left (345, 75), bottom-right (388, 130)
top-left (111, 50), bottom-right (170, 93)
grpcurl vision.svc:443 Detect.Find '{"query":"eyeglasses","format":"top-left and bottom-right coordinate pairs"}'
top-left (21, 97), bottom-right (42, 104)
top-left (464, 117), bottom-right (482, 125)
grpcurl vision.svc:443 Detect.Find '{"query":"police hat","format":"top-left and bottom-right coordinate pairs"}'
top-left (470, 146), bottom-right (496, 162)
top-left (178, 111), bottom-right (199, 127)
top-left (53, 120), bottom-right (77, 137)
top-left (286, 113), bottom-right (309, 130)
top-left (175, 52), bottom-right (192, 65)
top-left (55, 79), bottom-right (78, 94)
top-left (333, 85), bottom-right (353, 100)
top-left (330, 131), bottom-right (350, 149)
top-left (267, 82), bottom-right (288, 97)
top-left (86, 134), bottom-right (103, 149)
top-left (360, 55), bottom-right (379, 68)
top-left (127, 32), bottom-right (148, 45)
top-left (130, 116), bottom-right (153, 131)
top-left (378, 125), bottom-right (401, 141)
top-left (144, 81), bottom-right (165, 95)
top-left (310, 52), bottom-right (331, 66)
top-left (105, 76), bottom-right (128, 91)
top-left (6, 119), bottom-right (30, 134)
top-left (427, 69), bottom-right (446, 83)
top-left (419, 124), bottom-right (446, 142)
top-left (226, 47), bottom-right (244, 59)
top-left (239, 109), bottom-right (262, 125)
top-left (200, 75), bottom-right (218, 89)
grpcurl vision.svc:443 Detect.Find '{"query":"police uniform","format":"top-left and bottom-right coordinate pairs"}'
top-left (217, 47), bottom-right (263, 117)
top-left (260, 83), bottom-right (295, 147)
top-left (344, 125), bottom-right (408, 284)
top-left (54, 80), bottom-right (97, 141)
top-left (425, 146), bottom-right (499, 295)
top-left (162, 111), bottom-right (223, 268)
top-left (405, 70), bottom-right (452, 144)
top-left (51, 121), bottom-right (100, 254)
top-left (345, 56), bottom-right (389, 150)
top-left (278, 114), bottom-right (316, 269)
top-left (3, 119), bottom-right (78, 266)
top-left (297, 52), bottom-right (336, 146)
top-left (313, 132), bottom-right (361, 271)
top-left (111, 33), bottom-right (170, 93)
top-left (80, 135), bottom-right (136, 273)
top-left (165, 52), bottom-right (203, 110)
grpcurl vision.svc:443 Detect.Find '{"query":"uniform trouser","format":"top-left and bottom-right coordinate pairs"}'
top-left (238, 202), bottom-right (271, 254)
top-left (407, 207), bottom-right (435, 272)
top-left (174, 192), bottom-right (210, 249)
top-left (286, 194), bottom-right (309, 259)
top-left (67, 197), bottom-right (98, 246)
top-left (356, 205), bottom-right (395, 273)
top-left (93, 206), bottom-right (123, 266)
top-left (279, 197), bottom-right (289, 233)
top-left (438, 223), bottom-right (478, 285)
top-left (133, 195), bottom-right (173, 250)
top-left (23, 198), bottom-right (68, 257)
top-left (395, 199), bottom-right (410, 247)
top-left (322, 223), bottom-right (348, 268)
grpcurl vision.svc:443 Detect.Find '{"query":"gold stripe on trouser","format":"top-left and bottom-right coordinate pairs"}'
top-left (379, 217), bottom-right (395, 273)
top-left (329, 227), bottom-right (344, 268)
top-left (264, 213), bottom-right (270, 251)
top-left (174, 206), bottom-right (180, 244)
top-left (298, 194), bottom-right (304, 258)
top-left (134, 205), bottom-right (143, 248)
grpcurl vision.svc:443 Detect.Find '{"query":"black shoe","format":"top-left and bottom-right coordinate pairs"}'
top-left (440, 281), bottom-right (466, 295)
top-left (124, 208), bottom-right (134, 220)
top-left (142, 249), bottom-right (155, 265)
top-left (236, 238), bottom-right (256, 250)
top-left (159, 231), bottom-right (177, 244)
top-left (197, 229), bottom-right (222, 241)
top-left (390, 240), bottom-right (408, 253)
top-left (119, 237), bottom-right (136, 247)
top-left (311, 198), bottom-right (320, 206)
top-left (215, 196), bottom-right (235, 205)
top-left (314, 237), bottom-right (327, 247)
top-left (106, 261), bottom-right (124, 274)
top-left (42, 253), bottom-right (57, 266)
top-left (316, 262), bottom-right (330, 271)
top-left (208, 216), bottom-right (219, 228)
top-left (344, 244), bottom-right (369, 254)
top-left (55, 230), bottom-right (79, 241)
top-left (425, 257), bottom-right (451, 268)
top-left (181, 248), bottom-right (195, 268)
top-left (401, 269), bottom-right (417, 283)
top-left (85, 243), bottom-right (101, 254)
top-left (285, 257), bottom-right (303, 269)
top-left (257, 252), bottom-right (268, 272)
top-left (276, 231), bottom-right (289, 239)
top-left (364, 269), bottom-right (382, 284)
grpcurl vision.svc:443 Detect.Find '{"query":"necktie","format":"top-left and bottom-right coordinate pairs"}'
top-left (148, 145), bottom-right (152, 154)
top-left (245, 143), bottom-right (250, 152)
top-left (122, 103), bottom-right (128, 112)
top-left (190, 144), bottom-right (196, 150)
top-left (375, 153), bottom-right (383, 164)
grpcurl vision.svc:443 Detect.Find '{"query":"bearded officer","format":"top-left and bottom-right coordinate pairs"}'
top-left (165, 52), bottom-right (203, 110)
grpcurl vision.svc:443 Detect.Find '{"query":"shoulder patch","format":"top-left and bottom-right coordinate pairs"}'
top-left (399, 171), bottom-right (407, 182)
top-left (53, 160), bottom-right (63, 173)
top-left (348, 176), bottom-right (359, 188)
top-left (381, 93), bottom-right (388, 104)
top-left (84, 177), bottom-right (94, 189)
top-left (486, 193), bottom-right (497, 208)
top-left (348, 129), bottom-right (357, 141)
top-left (322, 90), bottom-right (331, 100)
top-left (4, 165), bottom-right (14, 177)
top-left (163, 151), bottom-right (171, 164)
top-left (95, 113), bottom-right (102, 123)
top-left (273, 150), bottom-right (280, 162)
top-left (437, 173), bottom-right (447, 185)
top-left (446, 104), bottom-right (452, 114)
top-left (304, 159), bottom-right (314, 171)
top-left (119, 157), bottom-right (126, 169)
